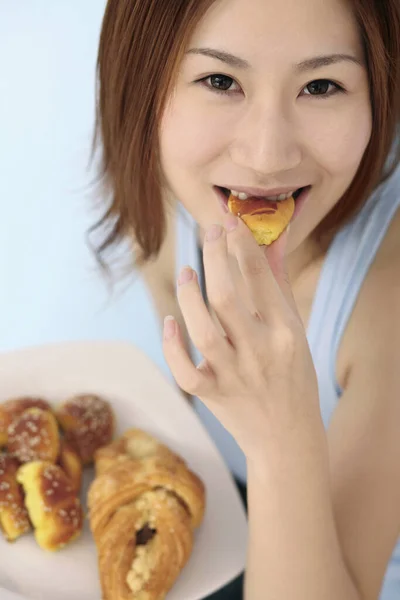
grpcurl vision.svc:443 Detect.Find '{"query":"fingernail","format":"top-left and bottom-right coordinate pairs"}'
top-left (178, 266), bottom-right (194, 285)
top-left (225, 215), bottom-right (238, 232)
top-left (163, 315), bottom-right (176, 340)
top-left (205, 224), bottom-right (223, 242)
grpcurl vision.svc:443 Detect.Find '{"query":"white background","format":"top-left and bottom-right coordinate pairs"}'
top-left (0, 1), bottom-right (170, 378)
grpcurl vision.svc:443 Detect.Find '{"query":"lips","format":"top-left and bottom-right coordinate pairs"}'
top-left (214, 184), bottom-right (312, 220)
top-left (217, 185), bottom-right (304, 202)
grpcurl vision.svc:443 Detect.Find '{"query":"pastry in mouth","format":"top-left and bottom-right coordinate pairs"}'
top-left (219, 186), bottom-right (305, 246)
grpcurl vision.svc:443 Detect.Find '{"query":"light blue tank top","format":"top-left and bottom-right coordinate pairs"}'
top-left (176, 161), bottom-right (400, 598)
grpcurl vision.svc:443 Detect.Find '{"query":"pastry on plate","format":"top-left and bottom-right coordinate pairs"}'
top-left (17, 460), bottom-right (83, 551)
top-left (7, 407), bottom-right (60, 464)
top-left (94, 428), bottom-right (180, 476)
top-left (0, 397), bottom-right (51, 447)
top-left (56, 394), bottom-right (114, 465)
top-left (0, 454), bottom-right (31, 541)
top-left (97, 488), bottom-right (193, 600)
top-left (88, 429), bottom-right (205, 600)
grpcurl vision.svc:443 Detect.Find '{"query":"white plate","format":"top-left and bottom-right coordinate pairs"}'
top-left (0, 341), bottom-right (247, 600)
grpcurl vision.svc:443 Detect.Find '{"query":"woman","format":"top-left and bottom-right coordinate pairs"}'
top-left (93, 0), bottom-right (400, 598)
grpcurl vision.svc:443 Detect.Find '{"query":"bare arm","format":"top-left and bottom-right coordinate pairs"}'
top-left (245, 260), bottom-right (400, 600)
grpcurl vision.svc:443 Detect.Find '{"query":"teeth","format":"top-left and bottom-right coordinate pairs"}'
top-left (230, 189), bottom-right (295, 201)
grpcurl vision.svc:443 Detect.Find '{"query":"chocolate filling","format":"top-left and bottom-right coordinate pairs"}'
top-left (136, 524), bottom-right (157, 546)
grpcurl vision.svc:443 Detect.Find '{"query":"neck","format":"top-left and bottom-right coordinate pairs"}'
top-left (287, 234), bottom-right (327, 288)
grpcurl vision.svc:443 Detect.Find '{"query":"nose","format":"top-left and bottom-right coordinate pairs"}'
top-left (229, 101), bottom-right (302, 176)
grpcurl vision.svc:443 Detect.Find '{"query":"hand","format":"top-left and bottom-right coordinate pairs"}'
top-left (163, 214), bottom-right (320, 461)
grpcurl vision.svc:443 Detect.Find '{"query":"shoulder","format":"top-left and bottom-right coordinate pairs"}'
top-left (363, 202), bottom-right (400, 322)
top-left (344, 203), bottom-right (400, 380)
top-left (327, 209), bottom-right (400, 600)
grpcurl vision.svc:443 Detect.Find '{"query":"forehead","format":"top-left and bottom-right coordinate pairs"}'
top-left (189, 0), bottom-right (363, 64)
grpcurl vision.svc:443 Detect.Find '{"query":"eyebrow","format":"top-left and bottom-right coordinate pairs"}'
top-left (186, 48), bottom-right (250, 69)
top-left (186, 48), bottom-right (363, 71)
top-left (295, 54), bottom-right (363, 72)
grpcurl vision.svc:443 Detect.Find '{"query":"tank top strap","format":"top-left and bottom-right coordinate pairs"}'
top-left (307, 162), bottom-right (400, 403)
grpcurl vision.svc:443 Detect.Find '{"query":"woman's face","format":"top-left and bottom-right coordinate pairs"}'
top-left (159, 0), bottom-right (372, 254)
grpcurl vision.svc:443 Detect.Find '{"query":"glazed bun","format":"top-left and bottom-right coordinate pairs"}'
top-left (55, 394), bottom-right (114, 465)
top-left (227, 194), bottom-right (295, 246)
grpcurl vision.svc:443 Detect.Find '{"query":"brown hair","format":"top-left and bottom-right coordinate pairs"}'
top-left (93, 0), bottom-right (400, 267)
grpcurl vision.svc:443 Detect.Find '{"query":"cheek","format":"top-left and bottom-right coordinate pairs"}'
top-left (160, 95), bottom-right (229, 170)
top-left (303, 99), bottom-right (372, 176)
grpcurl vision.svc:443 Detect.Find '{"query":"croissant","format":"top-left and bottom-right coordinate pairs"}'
top-left (94, 428), bottom-right (182, 476)
top-left (17, 461), bottom-right (83, 551)
top-left (88, 429), bottom-right (206, 600)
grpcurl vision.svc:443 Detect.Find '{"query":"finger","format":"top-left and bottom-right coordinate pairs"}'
top-left (202, 223), bottom-right (255, 344)
top-left (162, 315), bottom-right (214, 396)
top-left (223, 215), bottom-right (286, 322)
top-left (176, 265), bottom-right (236, 367)
top-left (262, 224), bottom-right (300, 318)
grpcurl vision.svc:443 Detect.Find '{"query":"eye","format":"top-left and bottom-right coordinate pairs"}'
top-left (301, 79), bottom-right (344, 98)
top-left (198, 74), bottom-right (241, 95)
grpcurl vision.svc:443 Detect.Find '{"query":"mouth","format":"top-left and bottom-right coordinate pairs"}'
top-left (214, 185), bottom-right (311, 220)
